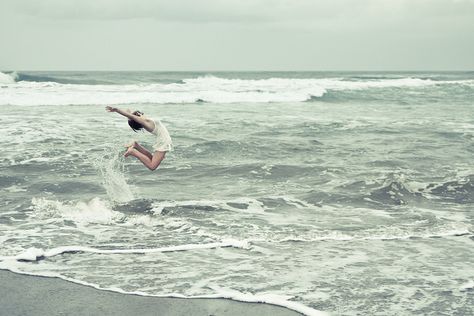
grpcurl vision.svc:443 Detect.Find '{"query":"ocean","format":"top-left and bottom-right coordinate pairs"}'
top-left (0, 71), bottom-right (473, 315)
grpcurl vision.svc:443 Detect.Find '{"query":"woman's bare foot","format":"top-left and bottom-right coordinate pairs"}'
top-left (124, 146), bottom-right (135, 157)
top-left (124, 141), bottom-right (138, 149)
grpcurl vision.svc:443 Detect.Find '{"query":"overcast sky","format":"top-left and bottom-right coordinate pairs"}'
top-left (1, 0), bottom-right (473, 71)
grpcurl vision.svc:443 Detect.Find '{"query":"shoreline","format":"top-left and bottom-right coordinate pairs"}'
top-left (0, 270), bottom-right (303, 316)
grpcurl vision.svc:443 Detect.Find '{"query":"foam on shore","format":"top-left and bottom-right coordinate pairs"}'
top-left (0, 270), bottom-right (305, 316)
top-left (0, 239), bottom-right (251, 262)
top-left (0, 265), bottom-right (328, 316)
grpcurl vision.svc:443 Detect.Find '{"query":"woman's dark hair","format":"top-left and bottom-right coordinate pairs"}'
top-left (128, 110), bottom-right (144, 132)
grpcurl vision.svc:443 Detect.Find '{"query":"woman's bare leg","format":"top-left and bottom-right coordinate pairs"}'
top-left (125, 147), bottom-right (166, 171)
top-left (125, 141), bottom-right (153, 159)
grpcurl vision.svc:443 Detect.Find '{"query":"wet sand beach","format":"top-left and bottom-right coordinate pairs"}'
top-left (0, 270), bottom-right (301, 316)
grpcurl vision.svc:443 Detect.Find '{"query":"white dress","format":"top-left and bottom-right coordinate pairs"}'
top-left (150, 118), bottom-right (173, 152)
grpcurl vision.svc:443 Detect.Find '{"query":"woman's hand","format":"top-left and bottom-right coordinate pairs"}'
top-left (106, 106), bottom-right (117, 112)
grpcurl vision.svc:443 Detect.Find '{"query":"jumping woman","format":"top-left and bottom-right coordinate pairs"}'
top-left (106, 106), bottom-right (173, 171)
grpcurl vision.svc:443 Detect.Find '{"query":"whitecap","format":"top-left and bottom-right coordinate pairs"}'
top-left (0, 71), bottom-right (17, 84)
top-left (460, 280), bottom-right (474, 291)
top-left (0, 239), bottom-right (251, 262)
top-left (1, 75), bottom-right (472, 106)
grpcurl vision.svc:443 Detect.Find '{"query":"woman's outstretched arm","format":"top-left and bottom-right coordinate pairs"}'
top-left (106, 106), bottom-right (154, 132)
top-left (106, 106), bottom-right (139, 120)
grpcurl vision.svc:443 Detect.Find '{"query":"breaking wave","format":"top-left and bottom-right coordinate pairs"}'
top-left (0, 71), bottom-right (17, 84)
top-left (1, 72), bottom-right (473, 105)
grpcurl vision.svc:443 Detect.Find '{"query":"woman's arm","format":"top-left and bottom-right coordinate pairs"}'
top-left (106, 106), bottom-right (155, 132)
top-left (106, 106), bottom-right (136, 120)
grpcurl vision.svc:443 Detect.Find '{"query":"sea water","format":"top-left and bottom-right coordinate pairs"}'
top-left (0, 71), bottom-right (473, 315)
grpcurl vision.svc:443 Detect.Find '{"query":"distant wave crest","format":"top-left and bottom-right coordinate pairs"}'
top-left (1, 72), bottom-right (473, 105)
top-left (0, 71), bottom-right (17, 84)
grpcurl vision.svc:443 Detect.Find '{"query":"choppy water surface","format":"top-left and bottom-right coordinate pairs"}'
top-left (1, 71), bottom-right (473, 315)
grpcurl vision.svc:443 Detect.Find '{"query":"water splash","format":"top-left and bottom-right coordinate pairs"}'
top-left (92, 145), bottom-right (134, 203)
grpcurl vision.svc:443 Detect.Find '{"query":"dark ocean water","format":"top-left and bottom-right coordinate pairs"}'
top-left (0, 71), bottom-right (473, 315)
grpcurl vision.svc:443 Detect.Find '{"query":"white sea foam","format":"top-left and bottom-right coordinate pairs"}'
top-left (276, 223), bottom-right (472, 243)
top-left (0, 71), bottom-right (17, 84)
top-left (2, 185), bottom-right (27, 193)
top-left (0, 245), bottom-right (324, 316)
top-left (271, 195), bottom-right (315, 209)
top-left (28, 196), bottom-right (268, 231)
top-left (460, 280), bottom-right (474, 291)
top-left (30, 197), bottom-right (124, 225)
top-left (150, 197), bottom-right (267, 215)
top-left (0, 265), bottom-right (327, 316)
top-left (1, 75), bottom-right (472, 106)
top-left (0, 239), bottom-right (251, 262)
top-left (206, 285), bottom-right (329, 316)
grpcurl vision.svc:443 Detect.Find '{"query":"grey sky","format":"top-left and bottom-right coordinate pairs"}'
top-left (1, 0), bottom-right (473, 71)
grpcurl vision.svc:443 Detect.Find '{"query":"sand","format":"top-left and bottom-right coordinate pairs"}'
top-left (0, 270), bottom-right (301, 316)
